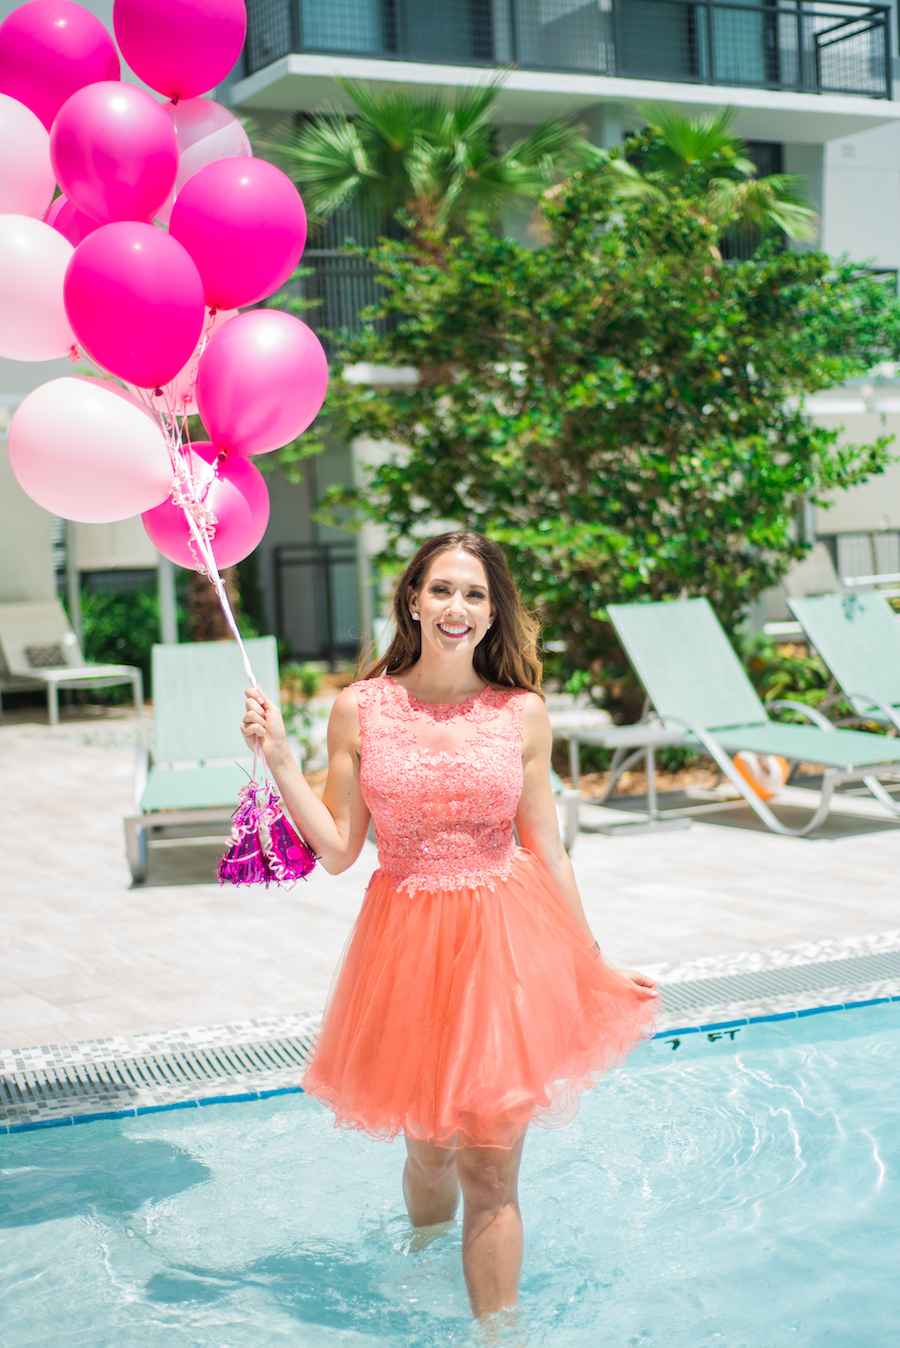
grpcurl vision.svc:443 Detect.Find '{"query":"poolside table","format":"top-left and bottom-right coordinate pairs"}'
top-left (555, 723), bottom-right (693, 836)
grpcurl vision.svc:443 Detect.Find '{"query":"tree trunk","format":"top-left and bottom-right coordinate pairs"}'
top-left (187, 567), bottom-right (241, 641)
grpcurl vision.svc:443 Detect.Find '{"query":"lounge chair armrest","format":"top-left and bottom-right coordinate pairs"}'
top-left (133, 745), bottom-right (150, 813)
top-left (767, 700), bottom-right (835, 731)
top-left (842, 693), bottom-right (900, 734)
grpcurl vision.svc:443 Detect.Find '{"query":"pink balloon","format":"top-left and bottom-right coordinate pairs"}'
top-left (113, 0), bottom-right (246, 100)
top-left (143, 442), bottom-right (270, 570)
top-left (196, 311), bottom-right (329, 457)
top-left (0, 0), bottom-right (120, 131)
top-left (45, 192), bottom-right (100, 246)
top-left (138, 307), bottom-right (238, 415)
top-left (0, 93), bottom-right (56, 218)
top-left (8, 376), bottom-right (173, 523)
top-left (64, 222), bottom-right (205, 388)
top-left (51, 81), bottom-right (178, 225)
top-left (0, 215), bottom-right (76, 361)
top-left (170, 158), bottom-right (307, 309)
top-left (156, 97), bottom-right (252, 226)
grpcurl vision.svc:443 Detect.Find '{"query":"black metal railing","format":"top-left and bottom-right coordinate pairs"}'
top-left (274, 543), bottom-right (360, 662)
top-left (246, 0), bottom-right (891, 98)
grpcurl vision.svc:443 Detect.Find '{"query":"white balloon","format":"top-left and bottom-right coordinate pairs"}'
top-left (0, 94), bottom-right (56, 219)
top-left (0, 214), bottom-right (76, 361)
top-left (156, 97), bottom-right (252, 227)
top-left (8, 377), bottom-right (173, 523)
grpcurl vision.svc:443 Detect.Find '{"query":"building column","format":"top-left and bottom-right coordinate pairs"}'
top-left (581, 102), bottom-right (625, 151)
top-left (157, 553), bottom-right (179, 644)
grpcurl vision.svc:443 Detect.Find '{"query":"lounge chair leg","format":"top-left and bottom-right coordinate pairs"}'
top-left (47, 682), bottom-right (59, 726)
top-left (670, 717), bottom-right (839, 837)
top-left (862, 775), bottom-right (900, 815)
top-left (133, 669), bottom-right (144, 717)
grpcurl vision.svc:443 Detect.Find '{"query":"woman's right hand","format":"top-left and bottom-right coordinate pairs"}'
top-left (241, 686), bottom-right (289, 763)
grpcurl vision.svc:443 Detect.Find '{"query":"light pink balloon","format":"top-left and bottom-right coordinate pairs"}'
top-left (0, 93), bottom-right (56, 218)
top-left (8, 376), bottom-right (173, 523)
top-left (143, 442), bottom-right (270, 570)
top-left (64, 222), bottom-right (205, 388)
top-left (156, 97), bottom-right (252, 227)
top-left (196, 311), bottom-right (329, 457)
top-left (170, 158), bottom-right (307, 309)
top-left (114, 0), bottom-right (246, 100)
top-left (138, 307), bottom-right (238, 415)
top-left (45, 192), bottom-right (100, 247)
top-left (0, 0), bottom-right (120, 131)
top-left (51, 82), bottom-right (178, 225)
top-left (0, 214), bottom-right (76, 361)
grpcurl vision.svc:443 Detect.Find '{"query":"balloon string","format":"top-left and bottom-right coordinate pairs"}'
top-left (131, 376), bottom-right (262, 775)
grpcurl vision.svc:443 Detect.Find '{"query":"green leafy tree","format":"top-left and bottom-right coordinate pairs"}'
top-left (271, 76), bottom-right (599, 249)
top-left (314, 145), bottom-right (899, 717)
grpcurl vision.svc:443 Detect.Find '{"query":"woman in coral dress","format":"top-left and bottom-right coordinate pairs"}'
top-left (241, 530), bottom-right (659, 1320)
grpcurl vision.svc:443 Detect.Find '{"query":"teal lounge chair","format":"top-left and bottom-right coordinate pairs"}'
top-left (607, 598), bottom-right (900, 836)
top-left (787, 592), bottom-right (900, 813)
top-left (123, 637), bottom-right (280, 883)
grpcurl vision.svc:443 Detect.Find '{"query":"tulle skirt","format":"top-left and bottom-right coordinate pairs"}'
top-left (301, 849), bottom-right (660, 1149)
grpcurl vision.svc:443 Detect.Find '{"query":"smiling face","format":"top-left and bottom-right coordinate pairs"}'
top-left (408, 549), bottom-right (494, 660)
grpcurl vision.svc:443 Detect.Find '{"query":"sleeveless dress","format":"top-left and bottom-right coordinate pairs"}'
top-left (301, 675), bottom-right (659, 1150)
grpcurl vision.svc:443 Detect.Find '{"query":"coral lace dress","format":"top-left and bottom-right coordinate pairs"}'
top-left (301, 675), bottom-right (658, 1149)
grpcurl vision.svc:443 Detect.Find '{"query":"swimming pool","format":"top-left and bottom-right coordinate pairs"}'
top-left (1, 1003), bottom-right (896, 1346)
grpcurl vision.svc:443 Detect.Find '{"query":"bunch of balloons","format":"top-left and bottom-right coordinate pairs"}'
top-left (0, 0), bottom-right (328, 588)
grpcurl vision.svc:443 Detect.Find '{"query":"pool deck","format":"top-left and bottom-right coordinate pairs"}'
top-left (1, 709), bottom-right (899, 1054)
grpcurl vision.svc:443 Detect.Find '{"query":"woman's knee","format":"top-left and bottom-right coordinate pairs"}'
top-left (405, 1138), bottom-right (457, 1187)
top-left (456, 1149), bottom-right (518, 1211)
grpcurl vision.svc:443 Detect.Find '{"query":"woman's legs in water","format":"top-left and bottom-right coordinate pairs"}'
top-left (404, 1133), bottom-right (525, 1318)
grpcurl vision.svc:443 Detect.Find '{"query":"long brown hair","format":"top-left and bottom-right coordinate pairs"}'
top-left (363, 532), bottom-right (542, 694)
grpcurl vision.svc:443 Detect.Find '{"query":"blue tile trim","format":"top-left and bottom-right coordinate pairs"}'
top-left (4, 999), bottom-right (898, 1135)
top-left (652, 994), bottom-right (900, 1038)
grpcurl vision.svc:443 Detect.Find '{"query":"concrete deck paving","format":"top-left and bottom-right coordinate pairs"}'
top-left (1, 709), bottom-right (899, 1052)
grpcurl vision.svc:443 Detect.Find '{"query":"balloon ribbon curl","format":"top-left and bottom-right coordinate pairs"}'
top-left (136, 333), bottom-right (317, 888)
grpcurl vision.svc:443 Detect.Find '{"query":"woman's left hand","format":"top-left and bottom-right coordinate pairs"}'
top-left (620, 968), bottom-right (660, 999)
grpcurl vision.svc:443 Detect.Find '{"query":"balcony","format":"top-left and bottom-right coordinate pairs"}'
top-left (245, 0), bottom-right (891, 100)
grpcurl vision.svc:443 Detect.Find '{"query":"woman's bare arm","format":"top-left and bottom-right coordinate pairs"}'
top-left (241, 685), bottom-right (371, 874)
top-left (514, 694), bottom-right (657, 996)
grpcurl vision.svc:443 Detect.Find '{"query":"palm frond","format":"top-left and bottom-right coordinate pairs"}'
top-left (600, 157), bottom-right (667, 205)
top-left (268, 111), bottom-right (375, 218)
top-left (710, 175), bottom-right (818, 241)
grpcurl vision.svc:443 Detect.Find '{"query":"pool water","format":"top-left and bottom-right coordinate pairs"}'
top-left (1, 1004), bottom-right (897, 1347)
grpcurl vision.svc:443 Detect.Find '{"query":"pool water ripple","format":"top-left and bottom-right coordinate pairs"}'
top-left (0, 1005), bottom-right (896, 1346)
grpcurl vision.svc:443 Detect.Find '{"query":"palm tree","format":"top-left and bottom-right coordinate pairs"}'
top-left (271, 76), bottom-right (601, 246)
top-left (604, 106), bottom-right (817, 246)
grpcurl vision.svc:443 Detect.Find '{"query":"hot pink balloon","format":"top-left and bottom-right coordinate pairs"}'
top-left (113, 0), bottom-right (246, 100)
top-left (0, 93), bottom-right (56, 218)
top-left (51, 82), bottom-right (178, 225)
top-left (143, 443), bottom-right (270, 570)
top-left (170, 158), bottom-right (307, 310)
top-left (0, 215), bottom-right (76, 361)
top-left (64, 222), bottom-right (205, 388)
top-left (8, 376), bottom-right (173, 523)
top-left (156, 97), bottom-right (252, 226)
top-left (45, 192), bottom-right (100, 247)
top-left (0, 0), bottom-right (120, 131)
top-left (196, 311), bottom-right (328, 458)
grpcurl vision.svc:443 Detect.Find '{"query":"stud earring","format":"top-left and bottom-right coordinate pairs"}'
top-left (411, 613), bottom-right (420, 621)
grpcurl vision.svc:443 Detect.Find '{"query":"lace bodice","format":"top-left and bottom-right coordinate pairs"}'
top-left (353, 675), bottom-right (529, 893)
